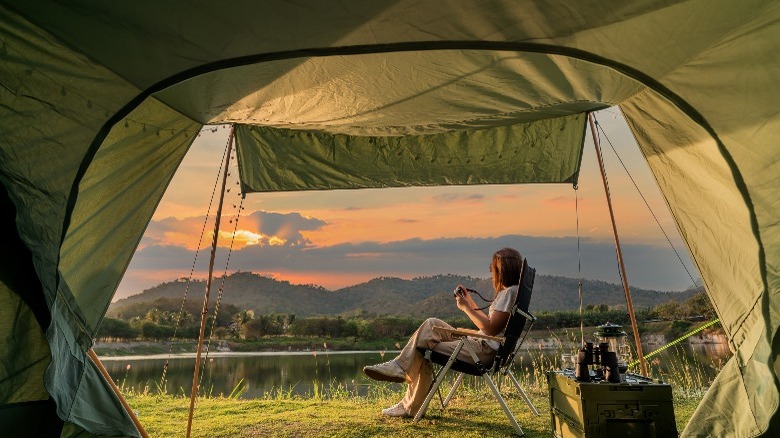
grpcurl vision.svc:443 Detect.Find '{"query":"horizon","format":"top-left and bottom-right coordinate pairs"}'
top-left (117, 108), bottom-right (700, 302)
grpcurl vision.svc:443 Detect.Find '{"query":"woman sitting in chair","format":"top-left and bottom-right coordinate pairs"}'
top-left (363, 247), bottom-right (523, 418)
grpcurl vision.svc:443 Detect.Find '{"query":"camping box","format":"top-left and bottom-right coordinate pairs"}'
top-left (548, 370), bottom-right (677, 437)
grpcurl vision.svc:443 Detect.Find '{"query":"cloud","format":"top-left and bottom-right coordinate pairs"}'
top-left (543, 195), bottom-right (571, 207)
top-left (139, 210), bottom-right (327, 250)
top-left (239, 210), bottom-right (326, 247)
top-left (429, 193), bottom-right (485, 203)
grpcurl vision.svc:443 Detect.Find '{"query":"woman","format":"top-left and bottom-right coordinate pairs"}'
top-left (363, 247), bottom-right (523, 417)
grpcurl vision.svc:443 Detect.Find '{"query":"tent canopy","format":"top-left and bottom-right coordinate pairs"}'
top-left (1, 1), bottom-right (779, 436)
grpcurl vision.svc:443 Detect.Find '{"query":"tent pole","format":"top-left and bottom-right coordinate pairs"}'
top-left (88, 349), bottom-right (149, 438)
top-left (186, 125), bottom-right (236, 438)
top-left (587, 113), bottom-right (649, 377)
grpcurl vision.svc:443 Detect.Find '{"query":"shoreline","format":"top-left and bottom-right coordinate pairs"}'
top-left (97, 349), bottom-right (399, 361)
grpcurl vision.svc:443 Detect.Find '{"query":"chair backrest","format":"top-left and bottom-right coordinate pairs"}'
top-left (493, 258), bottom-right (535, 370)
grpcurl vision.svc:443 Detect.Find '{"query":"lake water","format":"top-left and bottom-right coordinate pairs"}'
top-left (101, 343), bottom-right (731, 399)
top-left (103, 351), bottom-right (393, 398)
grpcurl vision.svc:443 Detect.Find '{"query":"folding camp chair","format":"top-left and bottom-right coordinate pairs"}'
top-left (413, 258), bottom-right (540, 436)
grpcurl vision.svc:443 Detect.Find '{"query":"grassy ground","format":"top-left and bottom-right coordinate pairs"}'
top-left (126, 382), bottom-right (701, 437)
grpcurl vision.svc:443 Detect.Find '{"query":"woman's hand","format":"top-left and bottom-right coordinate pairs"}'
top-left (454, 284), bottom-right (507, 335)
top-left (454, 285), bottom-right (476, 311)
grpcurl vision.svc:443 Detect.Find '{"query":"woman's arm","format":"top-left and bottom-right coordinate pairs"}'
top-left (455, 287), bottom-right (510, 336)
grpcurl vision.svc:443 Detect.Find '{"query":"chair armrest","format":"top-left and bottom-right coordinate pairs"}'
top-left (432, 326), bottom-right (504, 343)
top-left (515, 308), bottom-right (536, 322)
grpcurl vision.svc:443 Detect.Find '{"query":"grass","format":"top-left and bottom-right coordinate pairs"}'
top-left (128, 391), bottom-right (547, 437)
top-left (124, 371), bottom-right (704, 437)
top-left (126, 389), bottom-right (702, 437)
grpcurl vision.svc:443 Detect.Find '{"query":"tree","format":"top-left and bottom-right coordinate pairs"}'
top-left (241, 314), bottom-right (285, 339)
top-left (682, 290), bottom-right (716, 319)
top-left (213, 326), bottom-right (228, 339)
top-left (217, 303), bottom-right (241, 327)
top-left (140, 322), bottom-right (174, 340)
top-left (230, 309), bottom-right (254, 337)
top-left (654, 301), bottom-right (681, 321)
top-left (242, 318), bottom-right (265, 340)
top-left (144, 308), bottom-right (161, 323)
top-left (96, 317), bottom-right (138, 340)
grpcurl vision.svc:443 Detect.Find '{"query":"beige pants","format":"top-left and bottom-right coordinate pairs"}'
top-left (394, 318), bottom-right (496, 415)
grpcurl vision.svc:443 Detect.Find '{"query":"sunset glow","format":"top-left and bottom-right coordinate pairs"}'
top-left (216, 229), bottom-right (287, 248)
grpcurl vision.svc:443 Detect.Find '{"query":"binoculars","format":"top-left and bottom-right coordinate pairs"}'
top-left (574, 341), bottom-right (621, 383)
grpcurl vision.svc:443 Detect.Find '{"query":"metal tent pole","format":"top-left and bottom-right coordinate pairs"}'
top-left (186, 125), bottom-right (235, 437)
top-left (588, 113), bottom-right (649, 377)
top-left (88, 349), bottom-right (149, 438)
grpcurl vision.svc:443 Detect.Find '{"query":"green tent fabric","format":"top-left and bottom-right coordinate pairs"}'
top-left (1, 1), bottom-right (778, 436)
top-left (234, 115), bottom-right (588, 193)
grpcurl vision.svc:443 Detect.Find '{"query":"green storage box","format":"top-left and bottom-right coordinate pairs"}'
top-left (548, 371), bottom-right (677, 437)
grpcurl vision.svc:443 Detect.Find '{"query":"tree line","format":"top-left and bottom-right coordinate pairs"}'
top-left (97, 290), bottom-right (716, 342)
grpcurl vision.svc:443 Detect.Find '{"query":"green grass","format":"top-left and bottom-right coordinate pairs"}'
top-left (125, 378), bottom-right (702, 437)
top-left (128, 393), bottom-right (543, 437)
top-left (115, 340), bottom-right (717, 437)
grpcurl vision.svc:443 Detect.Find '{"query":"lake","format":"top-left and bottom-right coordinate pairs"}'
top-left (103, 350), bottom-right (394, 398)
top-left (101, 343), bottom-right (731, 399)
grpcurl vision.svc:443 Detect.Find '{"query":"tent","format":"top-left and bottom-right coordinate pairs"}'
top-left (1, 1), bottom-right (778, 436)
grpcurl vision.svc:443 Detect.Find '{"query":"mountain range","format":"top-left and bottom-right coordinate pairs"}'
top-left (108, 271), bottom-right (696, 319)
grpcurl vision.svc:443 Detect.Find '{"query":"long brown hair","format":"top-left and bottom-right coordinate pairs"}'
top-left (490, 247), bottom-right (523, 295)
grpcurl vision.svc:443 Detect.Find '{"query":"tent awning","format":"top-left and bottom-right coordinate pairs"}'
top-left (235, 115), bottom-right (587, 193)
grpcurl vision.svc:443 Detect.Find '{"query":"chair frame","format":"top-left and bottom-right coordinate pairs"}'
top-left (412, 259), bottom-right (540, 436)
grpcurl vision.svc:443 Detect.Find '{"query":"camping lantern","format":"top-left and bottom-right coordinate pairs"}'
top-left (594, 322), bottom-right (630, 372)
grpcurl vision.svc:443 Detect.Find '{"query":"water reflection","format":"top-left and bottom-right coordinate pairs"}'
top-left (101, 344), bottom-right (730, 399)
top-left (103, 351), bottom-right (392, 398)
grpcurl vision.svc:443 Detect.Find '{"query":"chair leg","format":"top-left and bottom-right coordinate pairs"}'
top-left (413, 341), bottom-right (464, 423)
top-left (442, 373), bottom-right (464, 408)
top-left (506, 370), bottom-right (540, 416)
top-left (483, 373), bottom-right (524, 437)
top-left (424, 352), bottom-right (446, 410)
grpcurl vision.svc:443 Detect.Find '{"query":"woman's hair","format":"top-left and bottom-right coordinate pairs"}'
top-left (490, 247), bottom-right (523, 294)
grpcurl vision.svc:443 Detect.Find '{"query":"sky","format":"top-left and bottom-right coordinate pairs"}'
top-left (115, 108), bottom-right (700, 301)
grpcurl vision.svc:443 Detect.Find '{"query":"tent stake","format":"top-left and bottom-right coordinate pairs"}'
top-left (588, 113), bottom-right (649, 377)
top-left (88, 349), bottom-right (149, 438)
top-left (186, 125), bottom-right (235, 437)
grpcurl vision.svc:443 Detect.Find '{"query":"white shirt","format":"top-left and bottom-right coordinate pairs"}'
top-left (477, 285), bottom-right (518, 351)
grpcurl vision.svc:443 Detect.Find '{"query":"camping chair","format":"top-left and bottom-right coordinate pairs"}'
top-left (413, 258), bottom-right (540, 436)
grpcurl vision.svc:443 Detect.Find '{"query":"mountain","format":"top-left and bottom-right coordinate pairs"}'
top-left (108, 271), bottom-right (695, 319)
top-left (530, 275), bottom-right (696, 311)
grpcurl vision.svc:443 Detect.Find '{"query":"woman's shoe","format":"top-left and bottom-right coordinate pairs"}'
top-left (363, 360), bottom-right (406, 383)
top-left (381, 402), bottom-right (410, 417)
